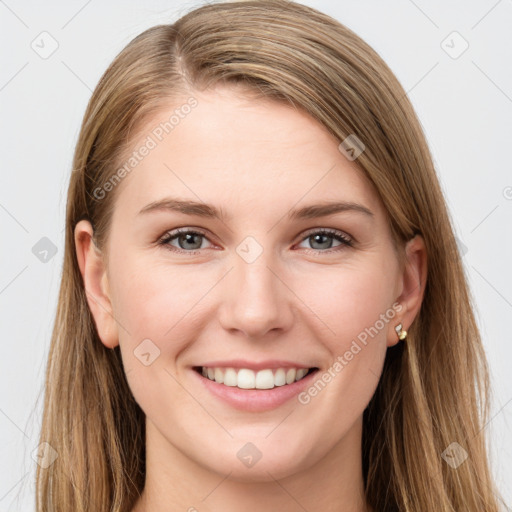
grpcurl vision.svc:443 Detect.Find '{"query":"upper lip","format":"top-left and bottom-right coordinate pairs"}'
top-left (194, 359), bottom-right (317, 371)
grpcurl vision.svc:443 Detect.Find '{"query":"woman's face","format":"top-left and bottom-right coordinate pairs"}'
top-left (77, 85), bottom-right (425, 482)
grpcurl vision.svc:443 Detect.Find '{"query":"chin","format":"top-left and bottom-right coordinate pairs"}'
top-left (199, 443), bottom-right (313, 483)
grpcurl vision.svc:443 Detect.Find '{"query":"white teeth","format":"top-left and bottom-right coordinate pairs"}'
top-left (223, 368), bottom-right (237, 387)
top-left (274, 368), bottom-right (286, 386)
top-left (255, 369), bottom-right (274, 389)
top-left (295, 368), bottom-right (307, 381)
top-left (237, 369), bottom-right (256, 389)
top-left (199, 366), bottom-right (312, 389)
top-left (214, 367), bottom-right (224, 384)
top-left (286, 368), bottom-right (296, 384)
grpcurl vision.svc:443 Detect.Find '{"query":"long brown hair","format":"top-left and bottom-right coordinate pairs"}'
top-left (35, 1), bottom-right (507, 510)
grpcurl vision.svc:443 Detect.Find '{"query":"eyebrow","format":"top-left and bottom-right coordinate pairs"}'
top-left (138, 198), bottom-right (374, 221)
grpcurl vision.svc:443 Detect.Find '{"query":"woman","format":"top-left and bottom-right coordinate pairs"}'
top-left (35, 1), bottom-right (507, 510)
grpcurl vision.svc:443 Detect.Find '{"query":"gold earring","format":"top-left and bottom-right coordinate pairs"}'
top-left (395, 323), bottom-right (407, 341)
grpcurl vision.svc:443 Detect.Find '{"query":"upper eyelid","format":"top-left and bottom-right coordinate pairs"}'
top-left (302, 227), bottom-right (351, 239)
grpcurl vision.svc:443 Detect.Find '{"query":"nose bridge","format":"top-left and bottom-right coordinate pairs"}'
top-left (218, 241), bottom-right (293, 338)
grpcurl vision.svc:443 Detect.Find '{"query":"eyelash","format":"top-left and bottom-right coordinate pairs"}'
top-left (157, 227), bottom-right (353, 255)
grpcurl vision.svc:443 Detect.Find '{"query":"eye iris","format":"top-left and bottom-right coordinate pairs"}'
top-left (310, 233), bottom-right (333, 250)
top-left (179, 232), bottom-right (202, 250)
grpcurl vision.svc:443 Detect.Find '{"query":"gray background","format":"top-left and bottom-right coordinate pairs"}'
top-left (0, 0), bottom-right (511, 509)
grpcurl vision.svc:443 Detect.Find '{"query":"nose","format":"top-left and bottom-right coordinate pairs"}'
top-left (218, 253), bottom-right (295, 340)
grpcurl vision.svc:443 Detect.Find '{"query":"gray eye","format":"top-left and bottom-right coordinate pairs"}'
top-left (174, 232), bottom-right (205, 250)
top-left (297, 230), bottom-right (350, 251)
top-left (307, 233), bottom-right (336, 250)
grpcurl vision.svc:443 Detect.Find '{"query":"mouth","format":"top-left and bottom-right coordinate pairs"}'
top-left (193, 365), bottom-right (319, 390)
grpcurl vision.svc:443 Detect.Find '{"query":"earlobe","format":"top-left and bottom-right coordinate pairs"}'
top-left (389, 234), bottom-right (427, 346)
top-left (74, 220), bottom-right (119, 349)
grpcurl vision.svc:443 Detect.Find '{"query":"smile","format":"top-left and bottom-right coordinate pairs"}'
top-left (194, 366), bottom-right (318, 390)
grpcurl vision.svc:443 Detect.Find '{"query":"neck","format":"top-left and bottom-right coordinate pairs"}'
top-left (132, 415), bottom-right (371, 512)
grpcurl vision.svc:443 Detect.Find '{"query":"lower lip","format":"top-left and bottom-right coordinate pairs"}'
top-left (193, 368), bottom-right (318, 412)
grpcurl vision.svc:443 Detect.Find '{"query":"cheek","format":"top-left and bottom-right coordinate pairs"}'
top-left (108, 254), bottom-right (205, 355)
top-left (109, 258), bottom-right (202, 410)
top-left (292, 268), bottom-right (395, 437)
top-left (300, 261), bottom-right (397, 347)
top-left (295, 260), bottom-right (396, 403)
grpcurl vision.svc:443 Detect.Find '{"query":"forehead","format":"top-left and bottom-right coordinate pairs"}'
top-left (110, 86), bottom-right (386, 224)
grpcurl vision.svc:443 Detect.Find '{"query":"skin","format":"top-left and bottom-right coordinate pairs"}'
top-left (75, 85), bottom-right (427, 512)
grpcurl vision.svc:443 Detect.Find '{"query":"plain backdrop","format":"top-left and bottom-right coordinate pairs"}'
top-left (0, 0), bottom-right (511, 510)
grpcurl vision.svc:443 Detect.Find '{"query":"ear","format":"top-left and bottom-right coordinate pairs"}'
top-left (387, 234), bottom-right (427, 347)
top-left (74, 220), bottom-right (119, 348)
